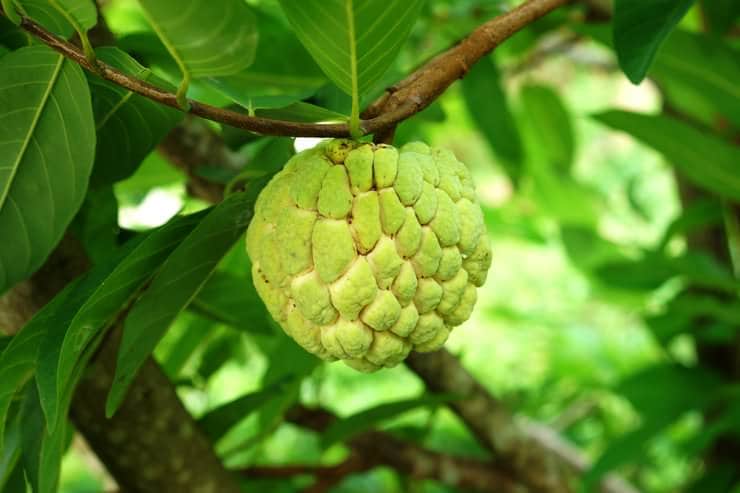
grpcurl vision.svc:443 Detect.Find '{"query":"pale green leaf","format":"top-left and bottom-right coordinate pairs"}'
top-left (0, 46), bottom-right (95, 294)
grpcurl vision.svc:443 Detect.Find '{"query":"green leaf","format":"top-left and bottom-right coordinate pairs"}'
top-left (0, 405), bottom-right (22, 491)
top-left (18, 383), bottom-right (70, 493)
top-left (651, 30), bottom-right (740, 129)
top-left (321, 393), bottom-right (459, 447)
top-left (594, 111), bottom-right (740, 201)
top-left (520, 84), bottom-right (575, 173)
top-left (278, 0), bottom-right (424, 96)
top-left (34, 212), bottom-right (205, 430)
top-left (107, 190), bottom-right (260, 417)
top-left (0, 281), bottom-right (75, 459)
top-left (584, 364), bottom-right (721, 487)
top-left (15, 0), bottom-right (74, 38)
top-left (88, 47), bottom-right (182, 187)
top-left (204, 9), bottom-right (326, 109)
top-left (461, 55), bottom-right (524, 183)
top-left (0, 45), bottom-right (95, 294)
top-left (612, 0), bottom-right (695, 84)
top-left (160, 313), bottom-right (213, 379)
top-left (701, 0), bottom-right (740, 35)
top-left (278, 0), bottom-right (425, 133)
top-left (191, 271), bottom-right (271, 334)
top-left (197, 379), bottom-right (293, 442)
top-left (138, 0), bottom-right (258, 103)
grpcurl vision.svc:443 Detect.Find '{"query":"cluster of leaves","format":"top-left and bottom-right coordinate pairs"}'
top-left (0, 0), bottom-right (738, 492)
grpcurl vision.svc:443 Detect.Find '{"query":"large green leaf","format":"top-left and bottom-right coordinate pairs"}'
top-left (138, 0), bottom-right (257, 100)
top-left (651, 29), bottom-right (740, 129)
top-left (277, 0), bottom-right (424, 97)
top-left (321, 393), bottom-right (458, 447)
top-left (461, 55), bottom-right (524, 183)
top-left (34, 212), bottom-right (205, 429)
top-left (204, 9), bottom-right (326, 109)
top-left (88, 47), bottom-right (182, 187)
top-left (612, 0), bottom-right (695, 84)
top-left (0, 46), bottom-right (95, 294)
top-left (595, 111), bottom-right (740, 201)
top-left (107, 190), bottom-right (260, 416)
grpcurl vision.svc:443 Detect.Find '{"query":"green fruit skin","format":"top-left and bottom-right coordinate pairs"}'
top-left (246, 139), bottom-right (491, 372)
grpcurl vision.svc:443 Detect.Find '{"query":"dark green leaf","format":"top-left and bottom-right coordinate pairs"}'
top-left (18, 384), bottom-right (69, 493)
top-left (204, 9), bottom-right (326, 109)
top-left (70, 186), bottom-right (120, 263)
top-left (195, 331), bottom-right (241, 381)
top-left (0, 405), bottom-right (22, 491)
top-left (594, 111), bottom-right (740, 201)
top-left (520, 84), bottom-right (575, 173)
top-left (160, 313), bottom-right (213, 379)
top-left (0, 46), bottom-right (95, 294)
top-left (191, 271), bottom-right (270, 333)
top-left (701, 0), bottom-right (740, 35)
top-left (88, 47), bottom-right (182, 187)
top-left (0, 282), bottom-right (75, 455)
top-left (461, 55), bottom-right (524, 183)
top-left (612, 0), bottom-right (695, 83)
top-left (277, 0), bottom-right (425, 97)
top-left (107, 190), bottom-right (260, 417)
top-left (321, 393), bottom-right (459, 447)
top-left (34, 211), bottom-right (205, 430)
top-left (197, 379), bottom-right (294, 442)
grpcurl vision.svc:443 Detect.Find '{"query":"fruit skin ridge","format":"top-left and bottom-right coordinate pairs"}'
top-left (246, 139), bottom-right (492, 372)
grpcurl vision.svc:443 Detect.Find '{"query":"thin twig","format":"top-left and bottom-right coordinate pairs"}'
top-left (3, 0), bottom-right (569, 138)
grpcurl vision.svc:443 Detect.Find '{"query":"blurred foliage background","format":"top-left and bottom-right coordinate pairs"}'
top-left (3, 0), bottom-right (734, 492)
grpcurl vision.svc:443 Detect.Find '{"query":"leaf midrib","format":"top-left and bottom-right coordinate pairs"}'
top-left (0, 55), bottom-right (64, 209)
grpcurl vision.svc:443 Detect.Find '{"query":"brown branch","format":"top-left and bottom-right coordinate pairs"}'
top-left (362, 0), bottom-right (571, 141)
top-left (3, 0), bottom-right (569, 139)
top-left (406, 350), bottom-right (640, 493)
top-left (286, 406), bottom-right (525, 493)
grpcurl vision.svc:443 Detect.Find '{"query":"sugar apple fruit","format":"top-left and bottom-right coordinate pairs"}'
top-left (246, 139), bottom-right (491, 372)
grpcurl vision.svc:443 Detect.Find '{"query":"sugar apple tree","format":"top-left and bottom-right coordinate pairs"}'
top-left (246, 139), bottom-right (492, 371)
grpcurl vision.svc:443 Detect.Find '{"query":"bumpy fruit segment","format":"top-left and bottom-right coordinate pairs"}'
top-left (246, 139), bottom-right (491, 372)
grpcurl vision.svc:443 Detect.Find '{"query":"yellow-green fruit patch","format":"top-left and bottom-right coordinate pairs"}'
top-left (245, 140), bottom-right (491, 372)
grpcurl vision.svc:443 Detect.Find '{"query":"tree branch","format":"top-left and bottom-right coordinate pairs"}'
top-left (2, 0), bottom-right (569, 138)
top-left (285, 406), bottom-right (525, 493)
